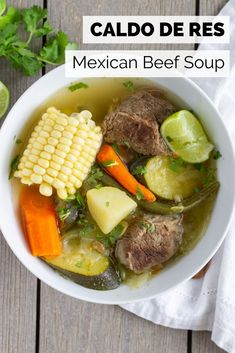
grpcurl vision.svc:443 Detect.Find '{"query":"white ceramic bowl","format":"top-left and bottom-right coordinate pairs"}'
top-left (0, 66), bottom-right (235, 304)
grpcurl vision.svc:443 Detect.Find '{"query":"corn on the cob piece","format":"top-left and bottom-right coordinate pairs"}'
top-left (15, 108), bottom-right (103, 199)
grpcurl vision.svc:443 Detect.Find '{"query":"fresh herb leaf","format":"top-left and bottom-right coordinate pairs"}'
top-left (79, 223), bottom-right (95, 237)
top-left (136, 186), bottom-right (144, 201)
top-left (112, 143), bottom-right (121, 155)
top-left (75, 260), bottom-right (85, 268)
top-left (95, 183), bottom-right (102, 189)
top-left (0, 4), bottom-right (77, 76)
top-left (9, 154), bottom-right (20, 179)
top-left (194, 163), bottom-right (207, 173)
top-left (57, 207), bottom-right (71, 221)
top-left (22, 6), bottom-right (52, 42)
top-left (213, 150), bottom-right (222, 160)
top-left (202, 168), bottom-right (216, 186)
top-left (141, 222), bottom-right (156, 234)
top-left (86, 165), bottom-right (104, 188)
top-left (132, 165), bottom-right (146, 177)
top-left (168, 157), bottom-right (186, 172)
top-left (68, 82), bottom-right (88, 92)
top-left (101, 159), bottom-right (118, 168)
top-left (123, 80), bottom-right (134, 92)
top-left (96, 223), bottom-right (125, 247)
top-left (75, 191), bottom-right (85, 209)
top-left (166, 136), bottom-right (173, 142)
top-left (15, 138), bottom-right (22, 144)
top-left (194, 187), bottom-right (201, 193)
top-left (0, 0), bottom-right (6, 16)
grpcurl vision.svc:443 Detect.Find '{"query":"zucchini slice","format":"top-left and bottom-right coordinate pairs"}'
top-left (144, 156), bottom-right (203, 200)
top-left (45, 235), bottom-right (121, 290)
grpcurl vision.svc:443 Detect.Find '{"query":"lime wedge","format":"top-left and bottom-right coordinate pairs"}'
top-left (0, 81), bottom-right (9, 118)
top-left (0, 0), bottom-right (6, 16)
top-left (160, 110), bottom-right (214, 163)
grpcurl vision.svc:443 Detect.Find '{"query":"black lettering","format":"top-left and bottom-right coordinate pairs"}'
top-left (90, 22), bottom-right (102, 36)
top-left (160, 23), bottom-right (172, 36)
top-left (110, 59), bottom-right (119, 68)
top-left (214, 22), bottom-right (225, 36)
top-left (174, 23), bottom-right (184, 36)
top-left (73, 56), bottom-right (85, 68)
top-left (128, 22), bottom-right (140, 36)
top-left (116, 22), bottom-right (127, 36)
top-left (87, 59), bottom-right (97, 69)
top-left (203, 22), bottom-right (213, 36)
top-left (189, 23), bottom-right (201, 36)
top-left (144, 56), bottom-right (153, 68)
top-left (103, 22), bottom-right (115, 36)
top-left (141, 22), bottom-right (154, 36)
top-left (184, 55), bottom-right (194, 69)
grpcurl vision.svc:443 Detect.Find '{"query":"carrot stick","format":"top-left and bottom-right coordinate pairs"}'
top-left (97, 145), bottom-right (156, 202)
top-left (20, 186), bottom-right (62, 257)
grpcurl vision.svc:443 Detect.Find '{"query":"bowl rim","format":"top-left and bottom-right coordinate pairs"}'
top-left (0, 65), bottom-right (235, 304)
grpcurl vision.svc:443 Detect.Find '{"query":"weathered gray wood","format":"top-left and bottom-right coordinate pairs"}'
top-left (39, 1), bottom-right (195, 353)
top-left (191, 1), bottom-right (229, 352)
top-left (192, 332), bottom-right (226, 353)
top-left (0, 1), bottom-right (42, 352)
top-left (40, 286), bottom-right (187, 353)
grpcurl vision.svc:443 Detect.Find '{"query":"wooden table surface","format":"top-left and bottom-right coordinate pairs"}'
top-left (0, 0), bottom-right (228, 352)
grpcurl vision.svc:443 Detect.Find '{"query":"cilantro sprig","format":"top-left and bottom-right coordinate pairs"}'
top-left (0, 3), bottom-right (77, 76)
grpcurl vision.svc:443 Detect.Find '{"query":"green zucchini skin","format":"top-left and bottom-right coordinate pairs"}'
top-left (46, 259), bottom-right (121, 291)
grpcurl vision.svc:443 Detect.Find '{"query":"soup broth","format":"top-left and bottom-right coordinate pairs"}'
top-left (13, 78), bottom-right (218, 288)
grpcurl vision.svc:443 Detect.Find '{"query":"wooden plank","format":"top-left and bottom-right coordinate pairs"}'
top-left (192, 332), bottom-right (225, 353)
top-left (191, 2), bottom-right (228, 353)
top-left (39, 1), bottom-right (195, 353)
top-left (40, 286), bottom-right (187, 353)
top-left (0, 1), bottom-right (42, 352)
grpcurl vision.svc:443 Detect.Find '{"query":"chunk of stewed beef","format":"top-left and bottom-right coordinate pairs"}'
top-left (102, 90), bottom-right (176, 155)
top-left (115, 214), bottom-right (183, 273)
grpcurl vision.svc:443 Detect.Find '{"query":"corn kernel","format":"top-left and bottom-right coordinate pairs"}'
top-left (68, 117), bottom-right (79, 127)
top-left (57, 143), bottom-right (70, 153)
top-left (28, 155), bottom-right (38, 163)
top-left (52, 155), bottom-right (64, 164)
top-left (31, 148), bottom-right (41, 156)
top-left (57, 116), bottom-right (68, 126)
top-left (57, 173), bottom-right (68, 182)
top-left (54, 124), bottom-right (64, 132)
top-left (47, 168), bottom-right (58, 178)
top-left (64, 160), bottom-right (73, 169)
top-left (48, 137), bottom-right (58, 146)
top-left (22, 169), bottom-right (32, 177)
top-left (50, 161), bottom-right (61, 171)
top-left (55, 149), bottom-right (66, 159)
top-left (40, 151), bottom-right (51, 160)
top-left (33, 165), bottom-right (46, 175)
top-left (66, 154), bottom-right (77, 163)
top-left (52, 179), bottom-right (65, 189)
top-left (38, 158), bottom-right (50, 169)
top-left (57, 188), bottom-right (68, 200)
top-left (60, 166), bottom-right (71, 175)
top-left (21, 177), bottom-right (32, 185)
top-left (44, 144), bottom-right (55, 154)
top-left (51, 130), bottom-right (62, 139)
top-left (60, 137), bottom-right (72, 146)
top-left (31, 173), bottom-right (43, 184)
top-left (68, 187), bottom-right (76, 195)
top-left (37, 136), bottom-right (47, 145)
top-left (63, 131), bottom-right (73, 139)
top-left (43, 174), bottom-right (53, 184)
top-left (80, 110), bottom-right (92, 120)
top-left (40, 183), bottom-right (53, 197)
top-left (66, 126), bottom-right (77, 134)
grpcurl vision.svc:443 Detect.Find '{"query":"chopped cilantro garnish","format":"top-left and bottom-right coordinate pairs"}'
top-left (132, 165), bottom-right (146, 177)
top-left (123, 80), bottom-right (134, 92)
top-left (96, 223), bottom-right (125, 247)
top-left (68, 82), bottom-right (88, 92)
top-left (141, 222), bottom-right (156, 233)
top-left (136, 186), bottom-right (144, 200)
top-left (168, 157), bottom-right (186, 173)
top-left (75, 191), bottom-right (85, 209)
top-left (9, 154), bottom-right (20, 179)
top-left (166, 136), bottom-right (173, 142)
top-left (79, 223), bottom-right (95, 237)
top-left (86, 165), bottom-right (104, 187)
top-left (194, 187), bottom-right (201, 193)
top-left (213, 150), bottom-right (222, 160)
top-left (101, 160), bottom-right (118, 168)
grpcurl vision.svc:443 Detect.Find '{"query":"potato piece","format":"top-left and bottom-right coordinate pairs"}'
top-left (87, 187), bottom-right (137, 234)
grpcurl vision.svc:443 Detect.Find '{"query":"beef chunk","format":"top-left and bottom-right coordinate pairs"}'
top-left (115, 214), bottom-right (183, 273)
top-left (102, 90), bottom-right (176, 155)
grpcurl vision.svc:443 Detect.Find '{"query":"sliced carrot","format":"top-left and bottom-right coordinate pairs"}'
top-left (20, 186), bottom-right (62, 257)
top-left (97, 145), bottom-right (156, 202)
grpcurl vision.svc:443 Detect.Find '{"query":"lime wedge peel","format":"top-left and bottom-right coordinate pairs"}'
top-left (0, 0), bottom-right (6, 16)
top-left (0, 81), bottom-right (10, 119)
top-left (160, 110), bottom-right (214, 163)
